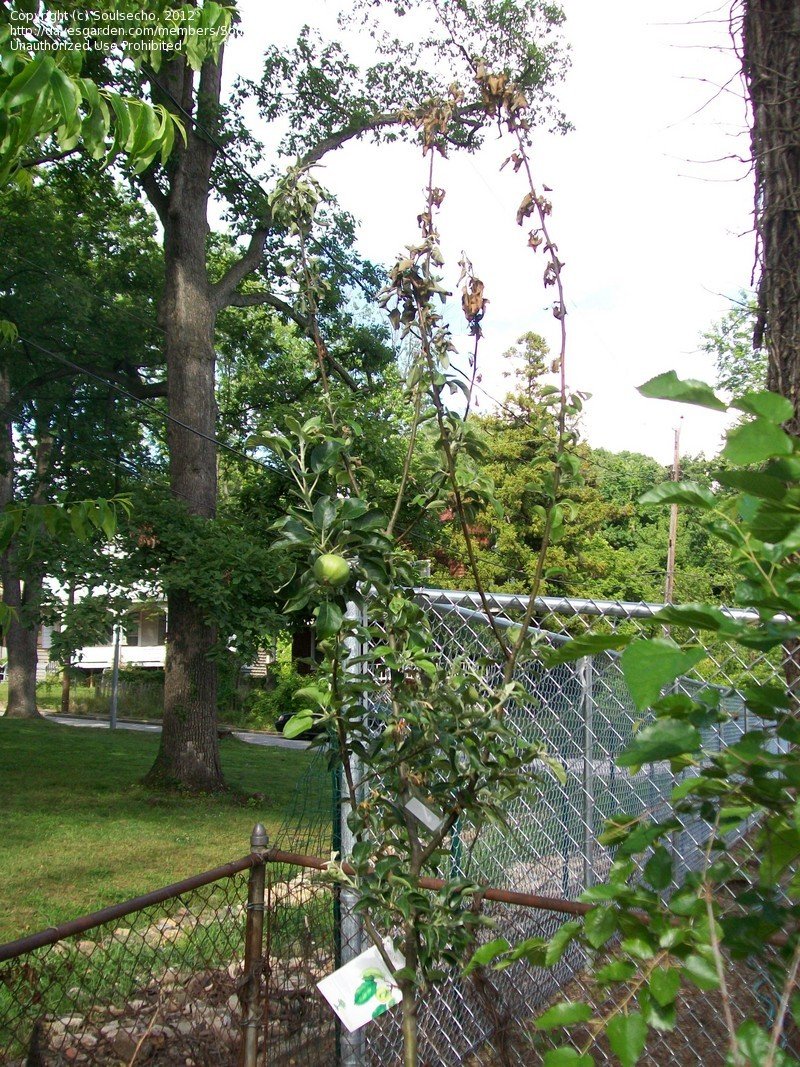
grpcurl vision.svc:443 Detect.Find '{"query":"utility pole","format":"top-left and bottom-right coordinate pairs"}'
top-left (664, 417), bottom-right (683, 605)
top-left (109, 622), bottom-right (121, 730)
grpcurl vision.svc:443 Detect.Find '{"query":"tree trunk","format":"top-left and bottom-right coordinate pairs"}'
top-left (742, 3), bottom-right (800, 702)
top-left (143, 53), bottom-right (225, 790)
top-left (61, 660), bottom-right (71, 715)
top-left (0, 364), bottom-right (42, 719)
top-left (4, 616), bottom-right (39, 718)
top-left (742, 0), bottom-right (800, 434)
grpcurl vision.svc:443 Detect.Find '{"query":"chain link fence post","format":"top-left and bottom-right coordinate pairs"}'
top-left (338, 600), bottom-right (366, 1067)
top-left (581, 656), bottom-right (595, 890)
top-left (239, 824), bottom-right (269, 1067)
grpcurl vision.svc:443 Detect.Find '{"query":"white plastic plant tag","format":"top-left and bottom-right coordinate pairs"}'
top-left (317, 942), bottom-right (404, 1032)
top-left (404, 795), bottom-right (444, 833)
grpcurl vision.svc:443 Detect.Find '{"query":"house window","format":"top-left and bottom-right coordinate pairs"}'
top-left (140, 610), bottom-right (167, 646)
top-left (124, 616), bottom-right (139, 646)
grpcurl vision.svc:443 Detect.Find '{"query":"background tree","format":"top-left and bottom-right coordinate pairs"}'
top-left (0, 166), bottom-right (163, 716)
top-left (429, 335), bottom-right (735, 605)
top-left (701, 291), bottom-right (765, 396)
top-left (118, 0), bottom-right (568, 790)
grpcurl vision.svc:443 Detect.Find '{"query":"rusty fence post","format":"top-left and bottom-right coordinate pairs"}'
top-left (239, 824), bottom-right (269, 1067)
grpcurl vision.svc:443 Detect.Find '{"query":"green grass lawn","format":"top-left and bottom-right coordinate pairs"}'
top-left (0, 719), bottom-right (321, 942)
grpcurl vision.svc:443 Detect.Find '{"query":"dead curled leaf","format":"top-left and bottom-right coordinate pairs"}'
top-left (516, 192), bottom-right (535, 225)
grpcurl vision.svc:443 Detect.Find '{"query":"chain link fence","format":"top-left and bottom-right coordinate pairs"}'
top-left (344, 588), bottom-right (791, 1066)
top-left (1, 588), bottom-right (792, 1065)
top-left (0, 857), bottom-right (255, 1066)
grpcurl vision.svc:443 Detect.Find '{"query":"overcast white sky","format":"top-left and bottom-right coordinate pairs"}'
top-left (227, 1), bottom-right (753, 465)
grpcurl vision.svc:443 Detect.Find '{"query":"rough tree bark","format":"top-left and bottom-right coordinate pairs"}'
top-left (141, 52), bottom-right (225, 789)
top-left (742, 0), bottom-right (800, 434)
top-left (0, 375), bottom-right (53, 719)
top-left (741, 0), bottom-right (800, 699)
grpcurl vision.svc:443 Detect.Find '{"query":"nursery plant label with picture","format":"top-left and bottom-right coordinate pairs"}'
top-left (317, 943), bottom-right (405, 1032)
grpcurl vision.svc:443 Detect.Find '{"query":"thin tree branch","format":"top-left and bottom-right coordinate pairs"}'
top-left (20, 148), bottom-right (79, 169)
top-left (224, 288), bottom-right (307, 324)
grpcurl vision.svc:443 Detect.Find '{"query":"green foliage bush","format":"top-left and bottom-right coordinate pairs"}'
top-left (242, 663), bottom-right (309, 731)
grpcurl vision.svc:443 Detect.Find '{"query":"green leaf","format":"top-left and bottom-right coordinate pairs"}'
top-left (3, 55), bottom-right (56, 108)
top-left (351, 510), bottom-right (387, 531)
top-left (464, 937), bottom-right (510, 975)
top-left (584, 906), bottom-right (618, 949)
top-left (733, 390), bottom-right (794, 423)
top-left (682, 953), bottom-right (720, 991)
top-left (312, 496), bottom-right (337, 530)
top-left (292, 686), bottom-right (328, 708)
top-left (759, 822), bottom-right (800, 884)
top-left (546, 921), bottom-right (581, 966)
top-left (606, 1012), bottom-right (647, 1067)
top-left (618, 718), bottom-right (702, 767)
top-left (534, 1001), bottom-right (592, 1030)
top-left (639, 990), bottom-right (676, 1033)
top-left (316, 602), bottom-right (343, 638)
top-left (639, 481), bottom-right (715, 509)
top-left (543, 1050), bottom-right (594, 1067)
top-left (540, 634), bottom-right (630, 667)
top-left (643, 846), bottom-right (673, 890)
top-left (621, 938), bottom-right (655, 960)
top-left (723, 418), bottom-right (794, 466)
top-left (648, 966), bottom-right (681, 1007)
top-left (503, 935), bottom-right (547, 967)
top-left (282, 712), bottom-right (314, 739)
top-left (735, 1021), bottom-right (768, 1065)
top-left (715, 469), bottom-right (787, 501)
top-left (638, 371), bottom-right (726, 411)
top-left (595, 960), bottom-right (637, 984)
top-left (621, 639), bottom-right (705, 710)
top-left (49, 67), bottom-right (80, 140)
top-left (652, 604), bottom-right (740, 634)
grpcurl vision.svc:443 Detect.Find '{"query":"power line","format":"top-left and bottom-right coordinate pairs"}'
top-left (5, 249), bottom-right (166, 340)
top-left (21, 336), bottom-right (277, 474)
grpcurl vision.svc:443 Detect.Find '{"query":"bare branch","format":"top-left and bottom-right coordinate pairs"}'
top-left (137, 169), bottom-right (170, 226)
top-left (20, 148), bottom-right (79, 169)
top-left (224, 289), bottom-right (360, 391)
top-left (299, 112), bottom-right (404, 169)
top-left (224, 288), bottom-right (307, 327)
top-left (211, 225), bottom-right (271, 309)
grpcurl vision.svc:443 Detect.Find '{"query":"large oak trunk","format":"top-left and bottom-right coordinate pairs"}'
top-left (3, 614), bottom-right (39, 719)
top-left (0, 364), bottom-right (42, 719)
top-left (155, 587), bottom-right (222, 788)
top-left (145, 180), bottom-right (225, 790)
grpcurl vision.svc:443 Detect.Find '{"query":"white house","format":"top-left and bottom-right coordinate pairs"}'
top-left (74, 604), bottom-right (168, 675)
